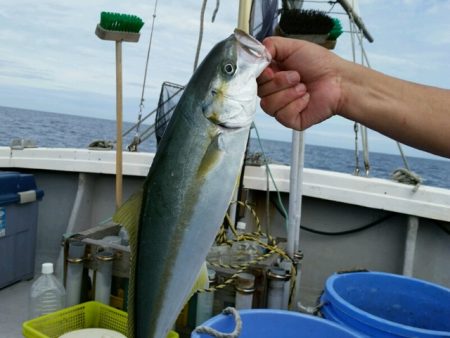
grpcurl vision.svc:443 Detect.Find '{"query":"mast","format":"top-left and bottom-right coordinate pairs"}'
top-left (238, 0), bottom-right (252, 32)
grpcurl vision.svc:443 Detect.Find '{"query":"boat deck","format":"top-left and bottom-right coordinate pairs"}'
top-left (1, 280), bottom-right (33, 338)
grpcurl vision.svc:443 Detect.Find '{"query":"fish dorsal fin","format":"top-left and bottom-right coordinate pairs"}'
top-left (112, 190), bottom-right (143, 338)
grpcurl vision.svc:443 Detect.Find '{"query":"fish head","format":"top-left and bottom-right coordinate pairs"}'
top-left (202, 29), bottom-right (271, 129)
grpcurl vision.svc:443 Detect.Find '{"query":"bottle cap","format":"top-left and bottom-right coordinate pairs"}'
top-left (236, 221), bottom-right (246, 231)
top-left (42, 262), bottom-right (54, 274)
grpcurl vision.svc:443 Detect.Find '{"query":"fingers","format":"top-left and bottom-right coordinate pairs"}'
top-left (258, 70), bottom-right (300, 97)
top-left (272, 93), bottom-right (310, 131)
top-left (260, 83), bottom-right (307, 117)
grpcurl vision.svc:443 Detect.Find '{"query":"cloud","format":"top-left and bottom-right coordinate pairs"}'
top-left (1, 0), bottom-right (450, 160)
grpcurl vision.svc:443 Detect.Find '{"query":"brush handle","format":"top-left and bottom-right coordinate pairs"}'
top-left (115, 40), bottom-right (123, 210)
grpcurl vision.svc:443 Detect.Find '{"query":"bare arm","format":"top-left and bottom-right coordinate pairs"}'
top-left (257, 37), bottom-right (450, 158)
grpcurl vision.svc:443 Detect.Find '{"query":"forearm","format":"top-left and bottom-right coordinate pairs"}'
top-left (338, 61), bottom-right (450, 157)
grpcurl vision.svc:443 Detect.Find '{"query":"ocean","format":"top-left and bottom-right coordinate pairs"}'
top-left (1, 105), bottom-right (449, 189)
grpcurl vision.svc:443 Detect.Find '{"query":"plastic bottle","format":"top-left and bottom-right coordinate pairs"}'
top-left (29, 262), bottom-right (66, 319)
top-left (231, 222), bottom-right (257, 265)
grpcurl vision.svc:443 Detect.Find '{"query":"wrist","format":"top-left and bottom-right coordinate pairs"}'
top-left (335, 59), bottom-right (364, 120)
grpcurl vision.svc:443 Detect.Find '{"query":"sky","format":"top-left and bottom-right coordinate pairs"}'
top-left (0, 0), bottom-right (449, 160)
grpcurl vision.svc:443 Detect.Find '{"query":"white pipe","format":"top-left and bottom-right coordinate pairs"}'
top-left (403, 215), bottom-right (419, 276)
top-left (287, 131), bottom-right (305, 256)
top-left (65, 241), bottom-right (86, 307)
top-left (287, 130), bottom-right (305, 308)
top-left (55, 173), bottom-right (94, 279)
top-left (234, 272), bottom-right (255, 309)
top-left (279, 260), bottom-right (292, 309)
top-left (95, 251), bottom-right (114, 305)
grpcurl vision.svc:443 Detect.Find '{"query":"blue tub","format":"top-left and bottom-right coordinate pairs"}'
top-left (320, 271), bottom-right (450, 337)
top-left (191, 309), bottom-right (361, 337)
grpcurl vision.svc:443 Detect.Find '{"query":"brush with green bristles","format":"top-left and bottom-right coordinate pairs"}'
top-left (95, 12), bottom-right (144, 210)
top-left (276, 7), bottom-right (343, 49)
top-left (96, 12), bottom-right (144, 42)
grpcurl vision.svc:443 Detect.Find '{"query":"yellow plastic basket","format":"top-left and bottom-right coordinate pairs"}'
top-left (22, 301), bottom-right (178, 338)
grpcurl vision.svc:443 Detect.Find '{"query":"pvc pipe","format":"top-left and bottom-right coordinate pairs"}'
top-left (403, 216), bottom-right (419, 276)
top-left (235, 272), bottom-right (255, 310)
top-left (95, 251), bottom-right (114, 305)
top-left (56, 173), bottom-right (94, 279)
top-left (279, 260), bottom-right (292, 309)
top-left (195, 269), bottom-right (216, 326)
top-left (267, 268), bottom-right (289, 309)
top-left (65, 241), bottom-right (86, 307)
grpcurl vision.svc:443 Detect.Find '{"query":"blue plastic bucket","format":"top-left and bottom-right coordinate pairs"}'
top-left (320, 272), bottom-right (450, 337)
top-left (191, 309), bottom-right (361, 337)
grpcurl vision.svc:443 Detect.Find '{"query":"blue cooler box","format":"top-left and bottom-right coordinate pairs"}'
top-left (0, 171), bottom-right (44, 288)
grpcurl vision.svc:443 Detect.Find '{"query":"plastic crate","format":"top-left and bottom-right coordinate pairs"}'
top-left (23, 301), bottom-right (179, 338)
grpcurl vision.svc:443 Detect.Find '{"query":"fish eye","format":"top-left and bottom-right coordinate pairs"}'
top-left (223, 63), bottom-right (236, 75)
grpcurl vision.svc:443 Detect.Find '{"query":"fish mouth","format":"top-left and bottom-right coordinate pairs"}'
top-left (233, 28), bottom-right (272, 64)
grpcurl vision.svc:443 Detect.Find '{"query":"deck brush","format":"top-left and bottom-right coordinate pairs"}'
top-left (99, 12), bottom-right (144, 33)
top-left (279, 9), bottom-right (335, 35)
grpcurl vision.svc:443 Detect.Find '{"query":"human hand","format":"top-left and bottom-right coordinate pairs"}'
top-left (257, 37), bottom-right (344, 130)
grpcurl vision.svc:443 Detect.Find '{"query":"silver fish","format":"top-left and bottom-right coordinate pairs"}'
top-left (114, 29), bottom-right (270, 338)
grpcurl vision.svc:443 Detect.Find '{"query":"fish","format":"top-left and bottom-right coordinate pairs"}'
top-left (113, 29), bottom-right (270, 338)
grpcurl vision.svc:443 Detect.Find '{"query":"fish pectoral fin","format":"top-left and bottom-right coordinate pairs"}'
top-left (112, 189), bottom-right (143, 252)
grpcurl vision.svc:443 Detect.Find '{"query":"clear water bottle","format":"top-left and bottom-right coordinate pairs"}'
top-left (29, 262), bottom-right (66, 319)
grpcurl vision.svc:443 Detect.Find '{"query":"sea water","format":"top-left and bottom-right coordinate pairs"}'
top-left (1, 105), bottom-right (449, 189)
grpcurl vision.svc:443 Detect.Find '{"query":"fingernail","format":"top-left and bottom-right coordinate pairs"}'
top-left (286, 71), bottom-right (299, 84)
top-left (295, 83), bottom-right (306, 93)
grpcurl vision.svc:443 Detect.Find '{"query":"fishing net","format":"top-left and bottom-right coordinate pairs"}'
top-left (249, 0), bottom-right (279, 41)
top-left (155, 82), bottom-right (184, 145)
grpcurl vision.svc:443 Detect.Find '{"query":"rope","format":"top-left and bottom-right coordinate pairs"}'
top-left (194, 307), bottom-right (242, 338)
top-left (194, 0), bottom-right (220, 72)
top-left (212, 0), bottom-right (220, 23)
top-left (352, 17), bottom-right (421, 181)
top-left (130, 0), bottom-right (159, 152)
top-left (123, 84), bottom-right (184, 147)
top-left (194, 0), bottom-right (208, 72)
top-left (252, 123), bottom-right (289, 232)
top-left (348, 14), bottom-right (372, 176)
top-left (392, 168), bottom-right (422, 191)
top-left (353, 122), bottom-right (360, 176)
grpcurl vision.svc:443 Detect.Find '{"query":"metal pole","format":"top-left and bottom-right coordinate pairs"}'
top-left (337, 0), bottom-right (374, 42)
top-left (287, 131), bottom-right (305, 257)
